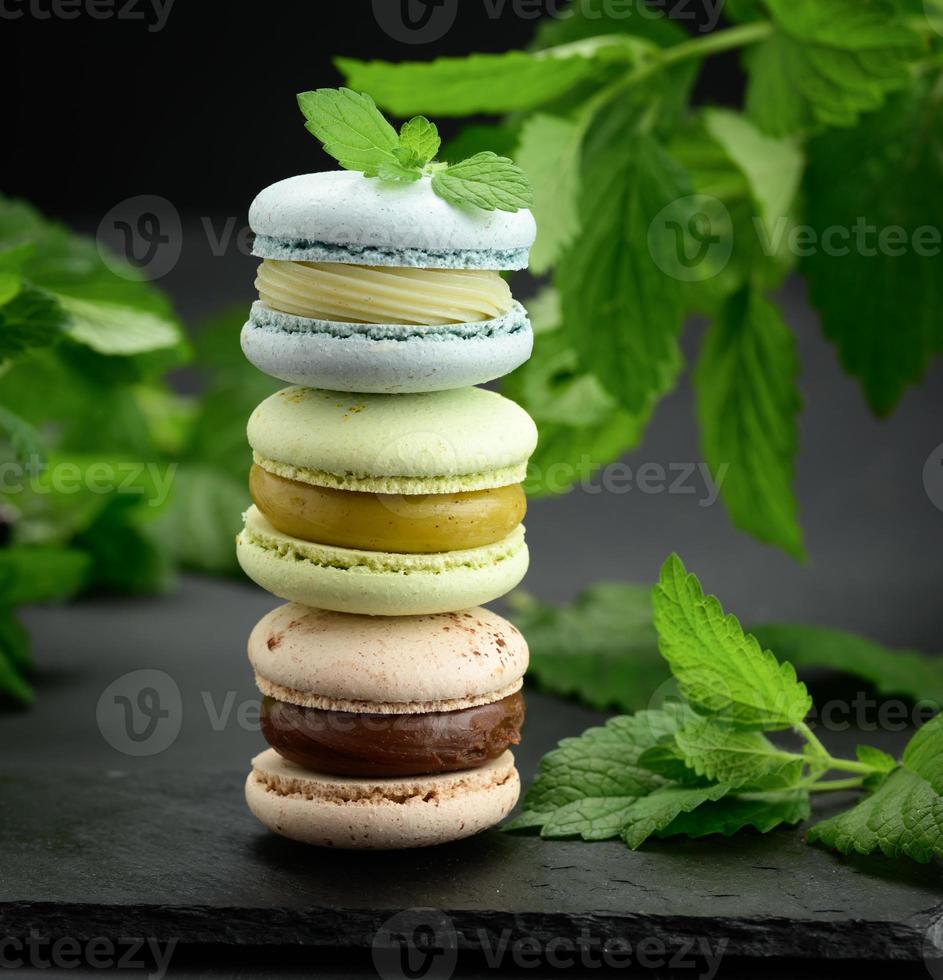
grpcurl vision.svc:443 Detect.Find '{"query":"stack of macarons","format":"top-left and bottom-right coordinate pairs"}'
top-left (236, 169), bottom-right (538, 849)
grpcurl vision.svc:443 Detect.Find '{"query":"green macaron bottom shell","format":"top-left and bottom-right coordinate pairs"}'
top-left (236, 506), bottom-right (529, 616)
top-left (252, 236), bottom-right (531, 271)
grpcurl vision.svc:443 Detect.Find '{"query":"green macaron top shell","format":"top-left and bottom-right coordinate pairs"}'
top-left (248, 386), bottom-right (538, 494)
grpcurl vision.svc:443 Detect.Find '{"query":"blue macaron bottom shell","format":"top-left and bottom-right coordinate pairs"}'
top-left (252, 236), bottom-right (531, 271)
top-left (241, 301), bottom-right (535, 394)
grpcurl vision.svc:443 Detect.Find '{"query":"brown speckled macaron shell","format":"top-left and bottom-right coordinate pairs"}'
top-left (248, 602), bottom-right (529, 713)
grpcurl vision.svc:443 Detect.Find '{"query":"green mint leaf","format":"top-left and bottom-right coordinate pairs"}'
top-left (516, 113), bottom-right (582, 275)
top-left (674, 717), bottom-right (803, 788)
top-left (750, 623), bottom-right (943, 706)
top-left (59, 295), bottom-right (183, 356)
top-left (901, 714), bottom-right (943, 794)
top-left (0, 615), bottom-right (33, 704)
top-left (74, 495), bottom-right (173, 596)
top-left (0, 547), bottom-right (91, 606)
top-left (441, 125), bottom-right (519, 165)
top-left (336, 45), bottom-right (631, 117)
top-left (809, 716), bottom-right (943, 863)
top-left (506, 583), bottom-right (664, 712)
top-left (431, 152), bottom-right (533, 213)
top-left (507, 703), bottom-right (694, 838)
top-left (148, 464), bottom-right (248, 577)
top-left (637, 742), bottom-right (710, 786)
top-left (0, 606), bottom-right (32, 706)
top-left (702, 109), bottom-right (802, 236)
top-left (695, 286), bottom-right (805, 559)
top-left (533, 0), bottom-right (686, 49)
top-left (856, 745), bottom-right (897, 791)
top-left (296, 87), bottom-right (403, 177)
top-left (557, 126), bottom-right (688, 414)
top-left (802, 85), bottom-right (943, 416)
top-left (0, 405), bottom-right (45, 463)
top-left (0, 243), bottom-right (33, 306)
top-left (621, 783), bottom-right (733, 849)
top-left (398, 116), bottom-right (440, 166)
top-left (744, 0), bottom-right (921, 136)
top-left (657, 790), bottom-right (811, 839)
top-left (0, 286), bottom-right (66, 360)
top-left (652, 554), bottom-right (813, 730)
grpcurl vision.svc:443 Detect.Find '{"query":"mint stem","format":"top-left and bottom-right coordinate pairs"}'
top-left (806, 777), bottom-right (866, 794)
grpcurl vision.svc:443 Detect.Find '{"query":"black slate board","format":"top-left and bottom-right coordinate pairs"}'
top-left (2, 579), bottom-right (942, 973)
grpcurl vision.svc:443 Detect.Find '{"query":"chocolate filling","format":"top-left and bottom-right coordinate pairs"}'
top-left (261, 691), bottom-right (525, 777)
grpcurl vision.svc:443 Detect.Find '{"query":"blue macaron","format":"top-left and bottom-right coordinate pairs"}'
top-left (243, 171), bottom-right (536, 394)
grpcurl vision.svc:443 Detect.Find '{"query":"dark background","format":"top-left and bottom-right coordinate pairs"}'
top-left (4, 0), bottom-right (943, 647)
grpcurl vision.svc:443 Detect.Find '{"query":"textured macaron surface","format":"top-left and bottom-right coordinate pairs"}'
top-left (249, 171), bottom-right (536, 269)
top-left (246, 749), bottom-right (520, 849)
top-left (236, 507), bottom-right (529, 617)
top-left (248, 386), bottom-right (538, 494)
top-left (249, 602), bottom-right (529, 712)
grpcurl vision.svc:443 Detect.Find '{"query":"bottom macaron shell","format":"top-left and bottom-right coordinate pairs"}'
top-left (245, 748), bottom-right (520, 849)
top-left (241, 302), bottom-right (533, 394)
top-left (236, 506), bottom-right (529, 616)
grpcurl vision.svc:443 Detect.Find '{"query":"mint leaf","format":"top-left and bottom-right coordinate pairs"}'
top-left (809, 717), bottom-right (943, 863)
top-left (0, 243), bottom-right (32, 305)
top-left (0, 546), bottom-right (91, 605)
top-left (557, 125), bottom-right (688, 414)
top-left (59, 295), bottom-right (183, 356)
top-left (702, 109), bottom-right (802, 236)
top-left (516, 113), bottom-right (582, 274)
top-left (744, 0), bottom-right (921, 136)
top-left (431, 152), bottom-right (533, 212)
top-left (150, 464), bottom-right (247, 577)
top-left (658, 790), bottom-right (811, 839)
top-left (674, 717), bottom-right (803, 788)
top-left (750, 624), bottom-right (943, 705)
top-left (0, 405), bottom-right (45, 463)
top-left (695, 287), bottom-right (804, 559)
top-left (653, 555), bottom-right (813, 730)
top-left (621, 783), bottom-right (734, 849)
top-left (296, 88), bottom-right (409, 179)
top-left (507, 584), bottom-right (663, 711)
top-left (802, 85), bottom-right (943, 415)
top-left (336, 47), bottom-right (629, 117)
top-left (0, 608), bottom-right (30, 669)
top-left (399, 116), bottom-right (440, 166)
top-left (0, 286), bottom-right (66, 359)
top-left (533, 0), bottom-right (686, 50)
top-left (507, 703), bottom-right (693, 838)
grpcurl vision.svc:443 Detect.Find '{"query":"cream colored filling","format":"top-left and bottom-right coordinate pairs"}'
top-left (255, 259), bottom-right (514, 326)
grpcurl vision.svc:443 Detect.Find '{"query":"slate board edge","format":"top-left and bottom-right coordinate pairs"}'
top-left (1, 903), bottom-right (934, 963)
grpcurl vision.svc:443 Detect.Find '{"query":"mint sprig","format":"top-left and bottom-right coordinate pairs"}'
top-left (511, 554), bottom-right (943, 863)
top-left (296, 87), bottom-right (533, 212)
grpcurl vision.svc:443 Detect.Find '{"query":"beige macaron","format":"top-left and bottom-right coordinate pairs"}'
top-left (246, 750), bottom-right (520, 850)
top-left (245, 603), bottom-right (528, 849)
